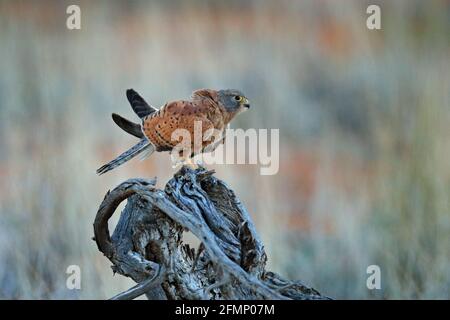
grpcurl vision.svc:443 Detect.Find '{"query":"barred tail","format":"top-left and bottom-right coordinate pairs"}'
top-left (96, 139), bottom-right (155, 175)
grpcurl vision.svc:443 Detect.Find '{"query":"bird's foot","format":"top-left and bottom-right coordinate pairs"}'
top-left (171, 154), bottom-right (198, 170)
top-left (184, 157), bottom-right (198, 170)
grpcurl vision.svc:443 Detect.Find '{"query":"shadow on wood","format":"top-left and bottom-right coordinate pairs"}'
top-left (93, 166), bottom-right (329, 300)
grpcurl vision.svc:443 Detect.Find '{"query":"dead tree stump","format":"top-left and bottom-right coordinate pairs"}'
top-left (93, 166), bottom-right (328, 300)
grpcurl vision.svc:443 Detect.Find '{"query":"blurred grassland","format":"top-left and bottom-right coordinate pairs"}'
top-left (0, 0), bottom-right (449, 299)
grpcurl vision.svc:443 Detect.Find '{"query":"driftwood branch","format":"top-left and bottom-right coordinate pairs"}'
top-left (93, 166), bottom-right (328, 300)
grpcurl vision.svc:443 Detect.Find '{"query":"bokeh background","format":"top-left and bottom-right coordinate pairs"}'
top-left (0, 0), bottom-right (449, 299)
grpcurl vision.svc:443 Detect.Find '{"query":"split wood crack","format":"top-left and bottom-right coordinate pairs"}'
top-left (93, 166), bottom-right (329, 300)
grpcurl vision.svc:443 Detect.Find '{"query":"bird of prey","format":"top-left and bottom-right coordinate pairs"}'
top-left (96, 88), bottom-right (250, 175)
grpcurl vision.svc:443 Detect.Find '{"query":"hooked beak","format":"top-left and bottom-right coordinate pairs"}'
top-left (242, 97), bottom-right (250, 109)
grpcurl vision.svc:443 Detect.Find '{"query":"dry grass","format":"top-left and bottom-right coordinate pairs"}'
top-left (0, 0), bottom-right (449, 299)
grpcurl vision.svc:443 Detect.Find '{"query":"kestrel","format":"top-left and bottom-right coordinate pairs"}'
top-left (96, 88), bottom-right (250, 175)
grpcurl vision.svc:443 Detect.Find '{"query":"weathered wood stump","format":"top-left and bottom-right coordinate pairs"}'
top-left (93, 166), bottom-right (328, 300)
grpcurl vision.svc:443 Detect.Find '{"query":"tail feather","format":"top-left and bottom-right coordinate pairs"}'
top-left (96, 139), bottom-right (155, 175)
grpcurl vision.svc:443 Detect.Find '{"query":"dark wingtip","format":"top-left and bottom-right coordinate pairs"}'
top-left (125, 88), bottom-right (156, 119)
top-left (111, 113), bottom-right (123, 129)
top-left (111, 113), bottom-right (144, 138)
top-left (111, 112), bottom-right (121, 123)
top-left (126, 89), bottom-right (136, 102)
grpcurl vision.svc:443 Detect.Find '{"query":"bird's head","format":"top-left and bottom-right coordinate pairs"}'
top-left (217, 89), bottom-right (250, 114)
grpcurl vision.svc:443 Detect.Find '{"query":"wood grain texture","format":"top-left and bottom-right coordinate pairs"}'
top-left (93, 166), bottom-right (329, 300)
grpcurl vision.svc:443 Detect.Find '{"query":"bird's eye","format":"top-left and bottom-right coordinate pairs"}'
top-left (234, 96), bottom-right (243, 102)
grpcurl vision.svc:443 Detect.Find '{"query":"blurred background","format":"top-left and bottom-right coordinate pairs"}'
top-left (0, 0), bottom-right (449, 299)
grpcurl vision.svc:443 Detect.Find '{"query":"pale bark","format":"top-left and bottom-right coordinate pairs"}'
top-left (93, 166), bottom-right (328, 300)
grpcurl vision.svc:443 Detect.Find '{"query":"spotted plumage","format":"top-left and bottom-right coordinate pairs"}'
top-left (96, 88), bottom-right (250, 175)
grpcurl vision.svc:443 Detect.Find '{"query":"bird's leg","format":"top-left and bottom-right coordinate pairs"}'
top-left (203, 131), bottom-right (226, 154)
top-left (192, 154), bottom-right (205, 167)
top-left (170, 152), bottom-right (184, 169)
top-left (184, 157), bottom-right (198, 170)
top-left (171, 151), bottom-right (198, 169)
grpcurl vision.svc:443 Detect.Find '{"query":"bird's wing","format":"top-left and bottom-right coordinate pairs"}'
top-left (191, 88), bottom-right (218, 103)
top-left (111, 113), bottom-right (144, 138)
top-left (126, 89), bottom-right (158, 119)
top-left (142, 100), bottom-right (214, 154)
